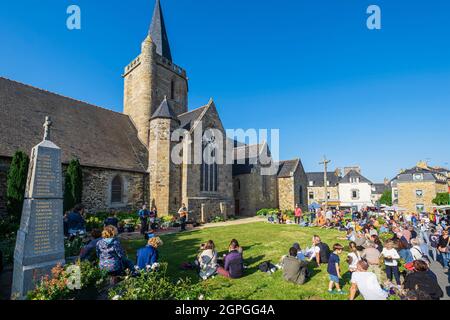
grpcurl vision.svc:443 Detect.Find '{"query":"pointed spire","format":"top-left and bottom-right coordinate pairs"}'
top-left (149, 0), bottom-right (172, 61)
top-left (151, 97), bottom-right (178, 121)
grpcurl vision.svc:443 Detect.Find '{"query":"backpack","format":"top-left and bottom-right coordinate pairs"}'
top-left (317, 243), bottom-right (331, 263)
top-left (258, 261), bottom-right (272, 273)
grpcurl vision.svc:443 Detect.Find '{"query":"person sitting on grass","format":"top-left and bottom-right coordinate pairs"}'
top-left (327, 243), bottom-right (345, 295)
top-left (79, 228), bottom-right (102, 261)
top-left (403, 259), bottom-right (443, 300)
top-left (96, 225), bottom-right (134, 276)
top-left (310, 235), bottom-right (331, 266)
top-left (136, 236), bottom-right (163, 271)
top-left (217, 239), bottom-right (244, 279)
top-left (196, 240), bottom-right (218, 280)
top-left (276, 210), bottom-right (283, 224)
top-left (292, 243), bottom-right (307, 261)
top-left (282, 247), bottom-right (309, 285)
top-left (349, 260), bottom-right (387, 300)
top-left (347, 241), bottom-right (361, 273)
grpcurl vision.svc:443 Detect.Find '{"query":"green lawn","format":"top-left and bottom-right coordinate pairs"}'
top-left (121, 222), bottom-right (359, 300)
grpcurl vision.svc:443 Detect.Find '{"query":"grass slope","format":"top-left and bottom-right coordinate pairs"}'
top-left (122, 222), bottom-right (358, 300)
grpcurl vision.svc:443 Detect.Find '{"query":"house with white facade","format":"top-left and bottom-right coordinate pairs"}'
top-left (338, 167), bottom-right (373, 211)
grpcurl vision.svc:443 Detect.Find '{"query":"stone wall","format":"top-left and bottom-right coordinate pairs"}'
top-left (294, 160), bottom-right (309, 212)
top-left (233, 167), bottom-right (278, 217)
top-left (79, 166), bottom-right (148, 213)
top-left (181, 103), bottom-right (234, 218)
top-left (0, 157), bottom-right (148, 216)
top-left (186, 197), bottom-right (232, 223)
top-left (123, 37), bottom-right (154, 145)
top-left (123, 36), bottom-right (188, 146)
top-left (307, 186), bottom-right (340, 205)
top-left (398, 181), bottom-right (447, 213)
top-left (148, 118), bottom-right (181, 215)
top-left (278, 177), bottom-right (294, 212)
top-left (154, 55), bottom-right (188, 116)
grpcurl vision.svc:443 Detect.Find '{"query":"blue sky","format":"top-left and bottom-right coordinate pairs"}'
top-left (1, 0), bottom-right (449, 182)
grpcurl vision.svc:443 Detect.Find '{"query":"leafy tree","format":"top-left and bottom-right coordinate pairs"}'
top-left (64, 159), bottom-right (83, 212)
top-left (6, 151), bottom-right (29, 223)
top-left (432, 192), bottom-right (450, 206)
top-left (379, 189), bottom-right (393, 206)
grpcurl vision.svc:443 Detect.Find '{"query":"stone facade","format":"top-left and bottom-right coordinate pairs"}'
top-left (181, 103), bottom-right (234, 221)
top-left (78, 166), bottom-right (148, 213)
top-left (123, 36), bottom-right (188, 146)
top-left (233, 167), bottom-right (278, 217)
top-left (397, 181), bottom-right (447, 213)
top-left (307, 186), bottom-right (340, 206)
top-left (0, 156), bottom-right (148, 216)
top-left (148, 117), bottom-right (182, 215)
top-left (277, 161), bottom-right (308, 212)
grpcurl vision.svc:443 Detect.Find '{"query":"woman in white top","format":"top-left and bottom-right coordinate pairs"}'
top-left (381, 240), bottom-right (401, 285)
top-left (196, 240), bottom-right (218, 279)
top-left (347, 241), bottom-right (361, 272)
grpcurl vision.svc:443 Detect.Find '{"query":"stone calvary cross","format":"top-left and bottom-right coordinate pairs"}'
top-left (11, 116), bottom-right (65, 299)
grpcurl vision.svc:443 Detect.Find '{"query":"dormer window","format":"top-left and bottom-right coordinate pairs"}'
top-left (413, 173), bottom-right (423, 181)
top-left (309, 181), bottom-right (314, 187)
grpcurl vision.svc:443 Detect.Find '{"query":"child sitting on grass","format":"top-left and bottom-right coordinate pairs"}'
top-left (327, 243), bottom-right (345, 295)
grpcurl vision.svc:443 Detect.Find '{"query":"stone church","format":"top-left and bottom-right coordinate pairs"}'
top-left (0, 0), bottom-right (308, 221)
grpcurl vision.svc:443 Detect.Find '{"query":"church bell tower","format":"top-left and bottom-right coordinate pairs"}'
top-left (123, 0), bottom-right (188, 146)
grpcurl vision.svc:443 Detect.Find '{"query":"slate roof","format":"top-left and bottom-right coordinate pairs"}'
top-left (372, 183), bottom-right (390, 194)
top-left (277, 159), bottom-right (300, 178)
top-left (149, 0), bottom-right (172, 61)
top-left (393, 166), bottom-right (448, 184)
top-left (232, 143), bottom-right (267, 176)
top-left (0, 77), bottom-right (148, 172)
top-left (151, 97), bottom-right (178, 121)
top-left (340, 169), bottom-right (372, 184)
top-left (306, 172), bottom-right (340, 187)
top-left (178, 105), bottom-right (208, 130)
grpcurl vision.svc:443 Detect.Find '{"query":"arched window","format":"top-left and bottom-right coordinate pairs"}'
top-left (111, 175), bottom-right (123, 203)
top-left (200, 134), bottom-right (218, 192)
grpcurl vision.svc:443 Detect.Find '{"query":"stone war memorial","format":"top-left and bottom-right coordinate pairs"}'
top-left (11, 116), bottom-right (65, 299)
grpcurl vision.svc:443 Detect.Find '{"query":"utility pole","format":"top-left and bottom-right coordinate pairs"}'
top-left (320, 155), bottom-right (331, 213)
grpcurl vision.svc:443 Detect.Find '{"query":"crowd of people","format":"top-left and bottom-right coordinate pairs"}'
top-left (268, 204), bottom-right (449, 300)
top-left (63, 200), bottom-right (449, 300)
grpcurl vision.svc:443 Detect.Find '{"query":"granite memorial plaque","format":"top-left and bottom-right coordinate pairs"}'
top-left (11, 117), bottom-right (65, 299)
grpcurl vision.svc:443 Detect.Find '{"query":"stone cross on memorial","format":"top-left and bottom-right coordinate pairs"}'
top-left (11, 116), bottom-right (65, 299)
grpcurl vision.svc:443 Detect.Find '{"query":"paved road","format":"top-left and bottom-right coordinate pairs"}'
top-left (429, 261), bottom-right (450, 300)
